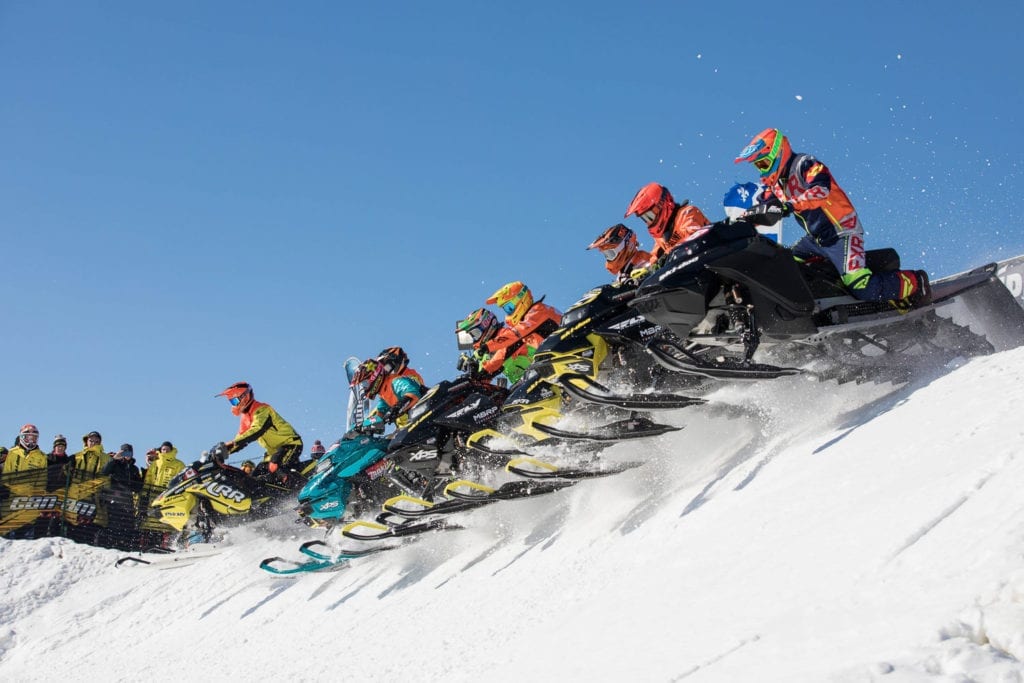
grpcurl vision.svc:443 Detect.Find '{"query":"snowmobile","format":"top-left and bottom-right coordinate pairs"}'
top-left (479, 279), bottom-right (719, 445)
top-left (149, 452), bottom-right (314, 544)
top-left (292, 372), bottom-right (574, 532)
top-left (629, 218), bottom-right (1024, 383)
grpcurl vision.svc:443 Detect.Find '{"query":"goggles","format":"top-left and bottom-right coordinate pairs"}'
top-left (21, 432), bottom-right (38, 443)
top-left (501, 300), bottom-right (518, 316)
top-left (229, 396), bottom-right (242, 406)
top-left (639, 209), bottom-right (657, 226)
top-left (601, 241), bottom-right (627, 262)
top-left (753, 155), bottom-right (774, 172)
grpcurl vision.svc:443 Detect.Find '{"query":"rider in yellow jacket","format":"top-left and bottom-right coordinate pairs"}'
top-left (217, 382), bottom-right (303, 477)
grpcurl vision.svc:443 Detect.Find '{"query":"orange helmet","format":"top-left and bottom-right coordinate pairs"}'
top-left (625, 182), bottom-right (675, 240)
top-left (588, 223), bottom-right (642, 276)
top-left (735, 128), bottom-right (792, 186)
top-left (487, 281), bottom-right (533, 326)
top-left (217, 381), bottom-right (254, 416)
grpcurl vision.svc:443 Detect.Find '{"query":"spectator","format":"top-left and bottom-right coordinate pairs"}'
top-left (102, 444), bottom-right (143, 547)
top-left (72, 431), bottom-right (110, 476)
top-left (310, 440), bottom-right (327, 459)
top-left (46, 434), bottom-right (72, 491)
top-left (3, 424), bottom-right (48, 481)
top-left (142, 441), bottom-right (185, 489)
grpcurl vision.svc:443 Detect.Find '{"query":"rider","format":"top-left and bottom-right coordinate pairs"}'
top-left (480, 281), bottom-right (562, 384)
top-left (624, 182), bottom-right (712, 263)
top-left (586, 223), bottom-right (653, 283)
top-left (735, 127), bottom-right (931, 307)
top-left (216, 382), bottom-right (304, 481)
top-left (455, 307), bottom-right (503, 379)
top-left (352, 347), bottom-right (426, 432)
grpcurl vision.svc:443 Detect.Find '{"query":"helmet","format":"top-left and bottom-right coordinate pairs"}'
top-left (735, 128), bottom-right (792, 186)
top-left (588, 223), bottom-right (641, 275)
top-left (487, 281), bottom-right (533, 326)
top-left (352, 358), bottom-right (388, 399)
top-left (376, 346), bottom-right (409, 374)
top-left (19, 424), bottom-right (39, 447)
top-left (217, 381), bottom-right (254, 416)
top-left (455, 308), bottom-right (501, 350)
top-left (625, 183), bottom-right (675, 241)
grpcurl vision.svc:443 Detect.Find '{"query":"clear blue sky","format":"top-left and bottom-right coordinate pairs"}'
top-left (3, 0), bottom-right (1022, 462)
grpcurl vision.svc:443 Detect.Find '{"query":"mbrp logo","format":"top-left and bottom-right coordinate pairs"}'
top-left (474, 406), bottom-right (499, 423)
top-left (204, 482), bottom-right (246, 503)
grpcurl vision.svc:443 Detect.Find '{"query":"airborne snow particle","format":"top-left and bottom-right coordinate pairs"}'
top-left (795, 95), bottom-right (803, 101)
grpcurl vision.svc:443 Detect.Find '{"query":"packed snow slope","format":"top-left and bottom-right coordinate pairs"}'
top-left (2, 349), bottom-right (1024, 682)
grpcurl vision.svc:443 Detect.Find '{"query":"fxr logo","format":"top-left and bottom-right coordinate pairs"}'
top-left (846, 235), bottom-right (866, 272)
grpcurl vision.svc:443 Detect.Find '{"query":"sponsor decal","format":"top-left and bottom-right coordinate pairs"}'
top-left (448, 398), bottom-right (483, 418)
top-left (997, 262), bottom-right (1024, 301)
top-left (658, 256), bottom-right (699, 280)
top-left (9, 496), bottom-right (97, 517)
top-left (408, 449), bottom-right (438, 462)
top-left (474, 406), bottom-right (499, 423)
top-left (846, 234), bottom-right (865, 272)
top-left (204, 482), bottom-right (246, 503)
top-left (317, 500), bottom-right (340, 511)
top-left (608, 315), bottom-right (646, 331)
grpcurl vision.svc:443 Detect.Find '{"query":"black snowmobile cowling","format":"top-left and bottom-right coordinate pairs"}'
top-left (628, 219), bottom-right (1024, 382)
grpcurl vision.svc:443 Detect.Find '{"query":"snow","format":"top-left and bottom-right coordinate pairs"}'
top-left (2, 350), bottom-right (1024, 681)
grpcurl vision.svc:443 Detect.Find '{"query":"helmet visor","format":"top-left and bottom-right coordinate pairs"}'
top-left (229, 396), bottom-right (242, 406)
top-left (501, 300), bottom-right (518, 316)
top-left (753, 156), bottom-right (774, 172)
top-left (639, 209), bottom-right (657, 226)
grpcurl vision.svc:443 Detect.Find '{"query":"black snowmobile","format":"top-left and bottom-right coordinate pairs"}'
top-left (629, 218), bottom-right (1024, 383)
top-left (477, 281), bottom-right (710, 444)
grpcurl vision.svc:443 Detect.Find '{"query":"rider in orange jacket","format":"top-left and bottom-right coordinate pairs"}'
top-left (625, 182), bottom-right (712, 263)
top-left (478, 281), bottom-right (561, 384)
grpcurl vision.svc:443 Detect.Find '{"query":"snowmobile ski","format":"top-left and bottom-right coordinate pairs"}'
top-left (504, 455), bottom-right (644, 480)
top-left (340, 516), bottom-right (461, 541)
top-left (559, 372), bottom-right (706, 410)
top-left (648, 338), bottom-right (802, 380)
top-left (465, 428), bottom-right (531, 457)
top-left (259, 540), bottom-right (402, 575)
top-left (533, 416), bottom-right (682, 442)
top-left (379, 478), bottom-right (575, 519)
top-left (115, 548), bottom-right (224, 569)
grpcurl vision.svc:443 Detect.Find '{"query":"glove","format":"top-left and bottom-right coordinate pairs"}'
top-left (267, 462), bottom-right (279, 473)
top-left (457, 353), bottom-right (474, 374)
top-left (744, 199), bottom-right (792, 226)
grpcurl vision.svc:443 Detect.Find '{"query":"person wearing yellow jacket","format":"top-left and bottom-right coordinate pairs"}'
top-left (2, 424), bottom-right (48, 481)
top-left (142, 441), bottom-right (185, 489)
top-left (216, 382), bottom-right (303, 479)
top-left (72, 430), bottom-right (110, 476)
